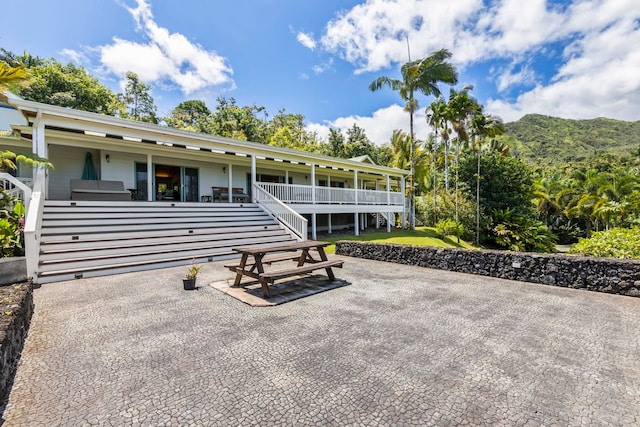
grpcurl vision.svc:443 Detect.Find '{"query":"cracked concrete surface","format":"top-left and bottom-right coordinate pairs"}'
top-left (2, 256), bottom-right (639, 426)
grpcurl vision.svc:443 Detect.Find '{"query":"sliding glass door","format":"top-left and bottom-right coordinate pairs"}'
top-left (183, 167), bottom-right (199, 202)
top-left (135, 163), bottom-right (199, 202)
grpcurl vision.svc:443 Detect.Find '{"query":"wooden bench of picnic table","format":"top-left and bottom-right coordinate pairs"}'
top-left (226, 240), bottom-right (344, 297)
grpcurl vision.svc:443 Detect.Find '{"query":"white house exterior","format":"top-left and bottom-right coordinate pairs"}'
top-left (0, 96), bottom-right (408, 282)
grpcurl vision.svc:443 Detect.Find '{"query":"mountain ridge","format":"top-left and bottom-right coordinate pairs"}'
top-left (502, 113), bottom-right (640, 165)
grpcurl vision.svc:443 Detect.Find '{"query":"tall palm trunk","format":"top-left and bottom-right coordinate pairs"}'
top-left (455, 140), bottom-right (460, 243)
top-left (409, 93), bottom-right (416, 230)
top-left (476, 144), bottom-right (481, 245)
top-left (444, 142), bottom-right (449, 191)
top-left (433, 140), bottom-right (438, 225)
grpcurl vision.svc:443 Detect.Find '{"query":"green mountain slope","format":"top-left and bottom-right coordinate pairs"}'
top-left (502, 114), bottom-right (640, 165)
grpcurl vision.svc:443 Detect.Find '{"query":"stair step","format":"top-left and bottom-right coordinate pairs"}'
top-left (37, 201), bottom-right (299, 283)
top-left (40, 229), bottom-right (289, 252)
top-left (40, 233), bottom-right (293, 261)
top-left (40, 219), bottom-right (276, 235)
top-left (37, 253), bottom-right (241, 284)
top-left (38, 238), bottom-right (297, 275)
top-left (40, 224), bottom-right (284, 244)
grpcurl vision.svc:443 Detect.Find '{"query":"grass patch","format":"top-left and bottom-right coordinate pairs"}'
top-left (321, 227), bottom-right (477, 254)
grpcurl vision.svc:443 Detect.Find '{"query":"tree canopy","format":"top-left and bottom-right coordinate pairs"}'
top-left (117, 71), bottom-right (158, 123)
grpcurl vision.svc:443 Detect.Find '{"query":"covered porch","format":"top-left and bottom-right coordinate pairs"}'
top-left (2, 97), bottom-right (408, 242)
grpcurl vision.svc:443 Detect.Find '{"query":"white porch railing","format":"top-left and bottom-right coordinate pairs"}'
top-left (256, 182), bottom-right (404, 206)
top-left (252, 184), bottom-right (308, 241)
top-left (0, 173), bottom-right (33, 212)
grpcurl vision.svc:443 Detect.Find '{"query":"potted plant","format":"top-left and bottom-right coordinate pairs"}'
top-left (183, 261), bottom-right (202, 290)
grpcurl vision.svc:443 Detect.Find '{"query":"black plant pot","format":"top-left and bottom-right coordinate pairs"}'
top-left (183, 278), bottom-right (196, 290)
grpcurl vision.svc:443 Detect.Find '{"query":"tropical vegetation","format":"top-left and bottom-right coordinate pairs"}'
top-left (569, 228), bottom-right (640, 259)
top-left (2, 46), bottom-right (639, 256)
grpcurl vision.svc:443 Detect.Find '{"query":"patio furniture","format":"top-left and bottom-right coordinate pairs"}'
top-left (231, 187), bottom-right (250, 202)
top-left (225, 240), bottom-right (344, 297)
top-left (212, 186), bottom-right (250, 203)
top-left (70, 179), bottom-right (131, 201)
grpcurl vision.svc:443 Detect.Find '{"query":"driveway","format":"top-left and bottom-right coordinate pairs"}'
top-left (2, 256), bottom-right (639, 426)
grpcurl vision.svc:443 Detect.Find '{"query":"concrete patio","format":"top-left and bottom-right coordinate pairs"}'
top-left (2, 256), bottom-right (639, 426)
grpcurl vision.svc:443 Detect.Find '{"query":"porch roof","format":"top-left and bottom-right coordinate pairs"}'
top-left (7, 97), bottom-right (408, 178)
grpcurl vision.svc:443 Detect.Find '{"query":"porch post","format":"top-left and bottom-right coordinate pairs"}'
top-left (32, 110), bottom-right (47, 195)
top-left (354, 212), bottom-right (359, 236)
top-left (312, 213), bottom-right (317, 240)
top-left (328, 213), bottom-right (332, 234)
top-left (401, 176), bottom-right (406, 230)
top-left (375, 180), bottom-right (380, 229)
top-left (227, 163), bottom-right (233, 203)
top-left (387, 175), bottom-right (391, 232)
top-left (251, 155), bottom-right (256, 202)
top-left (311, 163), bottom-right (316, 204)
top-left (353, 170), bottom-right (358, 205)
top-left (146, 154), bottom-right (153, 201)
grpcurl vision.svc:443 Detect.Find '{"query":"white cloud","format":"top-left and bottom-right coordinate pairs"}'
top-left (312, 58), bottom-right (334, 75)
top-left (494, 59), bottom-right (537, 92)
top-left (59, 48), bottom-right (87, 64)
top-left (488, 14), bottom-right (640, 121)
top-left (306, 104), bottom-right (431, 146)
top-left (296, 32), bottom-right (317, 50)
top-left (319, 0), bottom-right (640, 122)
top-left (100, 0), bottom-right (234, 95)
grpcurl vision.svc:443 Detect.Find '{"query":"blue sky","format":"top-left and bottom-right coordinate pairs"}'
top-left (2, 0), bottom-right (639, 145)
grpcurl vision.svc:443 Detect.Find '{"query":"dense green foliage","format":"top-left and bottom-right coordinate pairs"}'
top-left (117, 71), bottom-right (158, 123)
top-left (568, 228), bottom-right (640, 259)
top-left (488, 208), bottom-right (557, 252)
top-left (502, 114), bottom-right (640, 166)
top-left (0, 191), bottom-right (25, 258)
top-left (21, 61), bottom-right (119, 114)
top-left (459, 152), bottom-right (533, 214)
top-left (434, 219), bottom-right (464, 240)
top-left (416, 191), bottom-right (476, 239)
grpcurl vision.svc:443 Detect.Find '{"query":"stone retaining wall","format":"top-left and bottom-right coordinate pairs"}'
top-left (335, 241), bottom-right (640, 297)
top-left (0, 258), bottom-right (27, 286)
top-left (0, 281), bottom-right (34, 401)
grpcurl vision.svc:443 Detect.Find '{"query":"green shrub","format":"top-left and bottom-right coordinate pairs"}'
top-left (488, 208), bottom-right (557, 253)
top-left (569, 227), bottom-right (640, 259)
top-left (0, 190), bottom-right (25, 257)
top-left (435, 219), bottom-right (464, 239)
top-left (416, 191), bottom-right (476, 240)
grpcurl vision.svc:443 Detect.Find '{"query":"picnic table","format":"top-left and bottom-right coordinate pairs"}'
top-left (225, 240), bottom-right (344, 297)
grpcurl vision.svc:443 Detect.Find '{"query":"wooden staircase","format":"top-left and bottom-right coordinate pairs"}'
top-left (36, 200), bottom-right (298, 283)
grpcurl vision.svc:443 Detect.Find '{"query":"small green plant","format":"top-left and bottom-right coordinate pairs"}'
top-left (435, 219), bottom-right (464, 239)
top-left (0, 190), bottom-right (25, 258)
top-left (185, 262), bottom-right (203, 279)
top-left (569, 227), bottom-right (640, 259)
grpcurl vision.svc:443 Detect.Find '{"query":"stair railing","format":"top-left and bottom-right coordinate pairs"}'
top-left (253, 183), bottom-right (307, 241)
top-left (0, 173), bottom-right (32, 212)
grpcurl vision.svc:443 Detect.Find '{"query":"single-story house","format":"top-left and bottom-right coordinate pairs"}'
top-left (0, 95), bottom-right (408, 283)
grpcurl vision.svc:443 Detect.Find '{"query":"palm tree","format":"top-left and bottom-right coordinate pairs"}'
top-left (426, 97), bottom-right (449, 189)
top-left (560, 169), bottom-right (603, 236)
top-left (469, 112), bottom-right (505, 244)
top-left (594, 170), bottom-right (640, 228)
top-left (533, 177), bottom-right (563, 226)
top-left (389, 130), bottom-right (430, 215)
top-left (369, 48), bottom-right (458, 228)
top-left (445, 86), bottom-right (481, 237)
